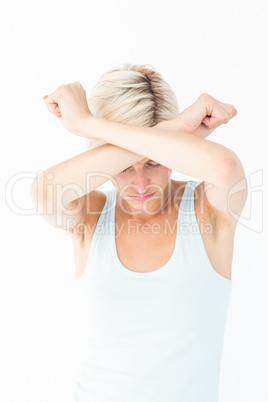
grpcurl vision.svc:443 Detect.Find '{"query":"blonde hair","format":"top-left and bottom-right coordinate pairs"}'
top-left (84, 63), bottom-right (180, 150)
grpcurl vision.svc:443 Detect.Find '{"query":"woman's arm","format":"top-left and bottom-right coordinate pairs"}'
top-left (32, 107), bottom-right (218, 211)
top-left (44, 83), bottom-right (239, 187)
top-left (76, 94), bottom-right (238, 187)
top-left (31, 144), bottom-right (144, 210)
top-left (41, 84), bottom-right (244, 229)
top-left (31, 111), bottom-right (217, 210)
top-left (42, 84), bottom-right (238, 198)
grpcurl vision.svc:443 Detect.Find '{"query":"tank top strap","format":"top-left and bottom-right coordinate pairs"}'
top-left (95, 189), bottom-right (112, 224)
top-left (105, 188), bottom-right (117, 225)
top-left (91, 188), bottom-right (116, 241)
top-left (178, 180), bottom-right (201, 222)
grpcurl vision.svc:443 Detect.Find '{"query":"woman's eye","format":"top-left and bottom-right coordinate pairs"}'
top-left (147, 163), bottom-right (161, 168)
top-left (121, 163), bottom-right (161, 173)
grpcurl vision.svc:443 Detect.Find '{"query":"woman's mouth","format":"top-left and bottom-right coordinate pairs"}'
top-left (128, 192), bottom-right (156, 201)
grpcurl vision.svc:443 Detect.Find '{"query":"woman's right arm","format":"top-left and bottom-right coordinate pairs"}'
top-left (31, 144), bottom-right (143, 231)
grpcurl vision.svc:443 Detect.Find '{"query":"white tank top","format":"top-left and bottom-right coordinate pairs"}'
top-left (73, 180), bottom-right (232, 402)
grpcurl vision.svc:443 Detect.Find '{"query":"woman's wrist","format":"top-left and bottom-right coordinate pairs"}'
top-left (153, 118), bottom-right (180, 132)
top-left (154, 115), bottom-right (213, 139)
top-left (76, 114), bottom-right (99, 139)
top-left (153, 116), bottom-right (195, 135)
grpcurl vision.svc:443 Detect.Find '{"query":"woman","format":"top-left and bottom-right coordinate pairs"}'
top-left (33, 64), bottom-right (247, 401)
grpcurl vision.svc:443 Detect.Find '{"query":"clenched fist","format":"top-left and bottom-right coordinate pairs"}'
top-left (177, 93), bottom-right (237, 134)
top-left (43, 82), bottom-right (93, 135)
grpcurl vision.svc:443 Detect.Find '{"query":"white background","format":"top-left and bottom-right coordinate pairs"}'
top-left (1, 0), bottom-right (267, 401)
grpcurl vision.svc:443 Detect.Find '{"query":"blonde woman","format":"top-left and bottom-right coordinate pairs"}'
top-left (32, 64), bottom-right (247, 401)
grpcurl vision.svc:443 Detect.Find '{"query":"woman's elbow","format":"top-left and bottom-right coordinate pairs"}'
top-left (221, 152), bottom-right (246, 186)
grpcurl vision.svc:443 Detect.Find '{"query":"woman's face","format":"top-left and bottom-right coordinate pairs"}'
top-left (111, 158), bottom-right (172, 216)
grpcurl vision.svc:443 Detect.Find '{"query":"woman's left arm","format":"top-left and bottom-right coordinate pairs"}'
top-left (77, 94), bottom-right (239, 187)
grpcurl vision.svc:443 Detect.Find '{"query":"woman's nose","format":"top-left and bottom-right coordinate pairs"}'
top-left (132, 173), bottom-right (150, 194)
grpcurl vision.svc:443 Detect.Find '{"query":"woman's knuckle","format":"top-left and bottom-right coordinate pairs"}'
top-left (59, 84), bottom-right (67, 93)
top-left (199, 93), bottom-right (210, 100)
top-left (196, 93), bottom-right (211, 106)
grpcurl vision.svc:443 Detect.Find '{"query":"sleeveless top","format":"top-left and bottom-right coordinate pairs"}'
top-left (73, 180), bottom-right (232, 402)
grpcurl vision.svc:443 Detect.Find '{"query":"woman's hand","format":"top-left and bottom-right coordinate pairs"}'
top-left (154, 93), bottom-right (237, 138)
top-left (179, 93), bottom-right (237, 133)
top-left (43, 82), bottom-right (95, 136)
